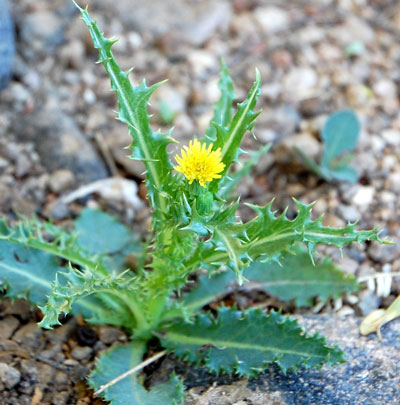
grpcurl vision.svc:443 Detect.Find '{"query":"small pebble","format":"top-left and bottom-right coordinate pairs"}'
top-left (99, 326), bottom-right (127, 345)
top-left (0, 363), bottom-right (21, 389)
top-left (350, 186), bottom-right (375, 207)
top-left (71, 346), bottom-right (92, 361)
top-left (49, 169), bottom-right (76, 193)
top-left (63, 359), bottom-right (79, 367)
top-left (0, 316), bottom-right (20, 340)
top-left (13, 322), bottom-right (43, 351)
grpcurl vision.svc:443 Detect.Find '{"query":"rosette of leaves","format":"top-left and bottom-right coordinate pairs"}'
top-left (0, 3), bottom-right (390, 404)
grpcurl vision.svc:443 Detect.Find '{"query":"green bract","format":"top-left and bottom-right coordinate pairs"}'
top-left (0, 4), bottom-right (390, 404)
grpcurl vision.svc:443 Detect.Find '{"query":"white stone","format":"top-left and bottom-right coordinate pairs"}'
top-left (386, 171), bottom-right (400, 193)
top-left (351, 186), bottom-right (375, 207)
top-left (298, 26), bottom-right (325, 43)
top-left (382, 129), bottom-right (400, 146)
top-left (187, 50), bottom-right (217, 77)
top-left (284, 68), bottom-right (318, 100)
top-left (254, 6), bottom-right (289, 34)
top-left (373, 79), bottom-right (397, 99)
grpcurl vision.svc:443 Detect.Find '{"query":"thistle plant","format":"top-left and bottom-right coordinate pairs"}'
top-left (0, 4), bottom-right (389, 404)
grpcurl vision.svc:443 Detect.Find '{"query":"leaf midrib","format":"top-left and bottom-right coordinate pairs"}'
top-left (221, 78), bottom-right (259, 160)
top-left (205, 229), bottom-right (360, 264)
top-left (166, 332), bottom-right (326, 359)
top-left (0, 261), bottom-right (52, 288)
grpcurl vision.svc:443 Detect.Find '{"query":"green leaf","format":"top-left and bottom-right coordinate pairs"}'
top-left (161, 307), bottom-right (345, 375)
top-left (206, 59), bottom-right (235, 140)
top-left (325, 165), bottom-right (359, 183)
top-left (209, 69), bottom-right (261, 192)
top-left (0, 217), bottom-right (136, 326)
top-left (321, 110), bottom-right (360, 167)
top-left (294, 110), bottom-right (360, 183)
top-left (75, 208), bottom-right (132, 255)
top-left (74, 208), bottom-right (142, 271)
top-left (0, 241), bottom-right (63, 305)
top-left (196, 199), bottom-right (383, 276)
top-left (89, 341), bottom-right (185, 405)
top-left (182, 271), bottom-right (234, 313)
top-left (38, 265), bottom-right (135, 329)
top-left (0, 218), bottom-right (108, 275)
top-left (76, 5), bottom-right (175, 215)
top-left (244, 245), bottom-right (360, 307)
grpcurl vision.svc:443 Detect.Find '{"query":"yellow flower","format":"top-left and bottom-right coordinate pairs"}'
top-left (174, 139), bottom-right (225, 188)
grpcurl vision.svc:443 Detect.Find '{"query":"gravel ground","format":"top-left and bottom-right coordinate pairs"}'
top-left (0, 0), bottom-right (399, 403)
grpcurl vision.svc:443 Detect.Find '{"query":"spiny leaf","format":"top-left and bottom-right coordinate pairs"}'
top-left (196, 199), bottom-right (384, 276)
top-left (206, 58), bottom-right (235, 140)
top-left (213, 226), bottom-right (250, 280)
top-left (0, 217), bottom-right (108, 275)
top-left (0, 240), bottom-right (63, 305)
top-left (161, 306), bottom-right (345, 375)
top-left (0, 234), bottom-right (121, 325)
top-left (89, 341), bottom-right (185, 405)
top-left (244, 245), bottom-right (360, 307)
top-left (76, 5), bottom-right (175, 215)
top-left (38, 265), bottom-right (135, 329)
top-left (209, 68), bottom-right (261, 192)
top-left (245, 199), bottom-right (383, 259)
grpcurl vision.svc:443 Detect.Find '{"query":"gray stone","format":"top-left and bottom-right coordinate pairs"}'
top-left (20, 359), bottom-right (39, 381)
top-left (54, 370), bottom-right (69, 386)
top-left (95, 0), bottom-right (232, 47)
top-left (13, 322), bottom-right (44, 351)
top-left (70, 346), bottom-right (92, 361)
top-left (258, 105), bottom-right (301, 138)
top-left (99, 326), bottom-right (127, 345)
top-left (358, 290), bottom-right (381, 316)
top-left (14, 107), bottom-right (108, 185)
top-left (184, 316), bottom-right (400, 405)
top-left (0, 316), bottom-right (19, 339)
top-left (369, 239), bottom-right (399, 263)
top-left (337, 204), bottom-right (361, 223)
top-left (52, 391), bottom-right (70, 405)
top-left (20, 10), bottom-right (65, 56)
top-left (0, 362), bottom-right (21, 389)
top-left (43, 200), bottom-right (70, 220)
top-left (38, 363), bottom-right (54, 386)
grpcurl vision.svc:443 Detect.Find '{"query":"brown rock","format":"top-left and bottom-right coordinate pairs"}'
top-left (0, 316), bottom-right (19, 339)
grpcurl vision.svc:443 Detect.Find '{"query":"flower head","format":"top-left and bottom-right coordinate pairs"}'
top-left (174, 139), bottom-right (225, 188)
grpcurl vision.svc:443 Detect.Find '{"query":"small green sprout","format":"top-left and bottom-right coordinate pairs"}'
top-left (295, 109), bottom-right (361, 183)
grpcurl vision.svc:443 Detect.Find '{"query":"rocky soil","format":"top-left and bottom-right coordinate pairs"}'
top-left (0, 0), bottom-right (400, 404)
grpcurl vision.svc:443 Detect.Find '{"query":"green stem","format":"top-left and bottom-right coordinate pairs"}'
top-left (106, 290), bottom-right (149, 334)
